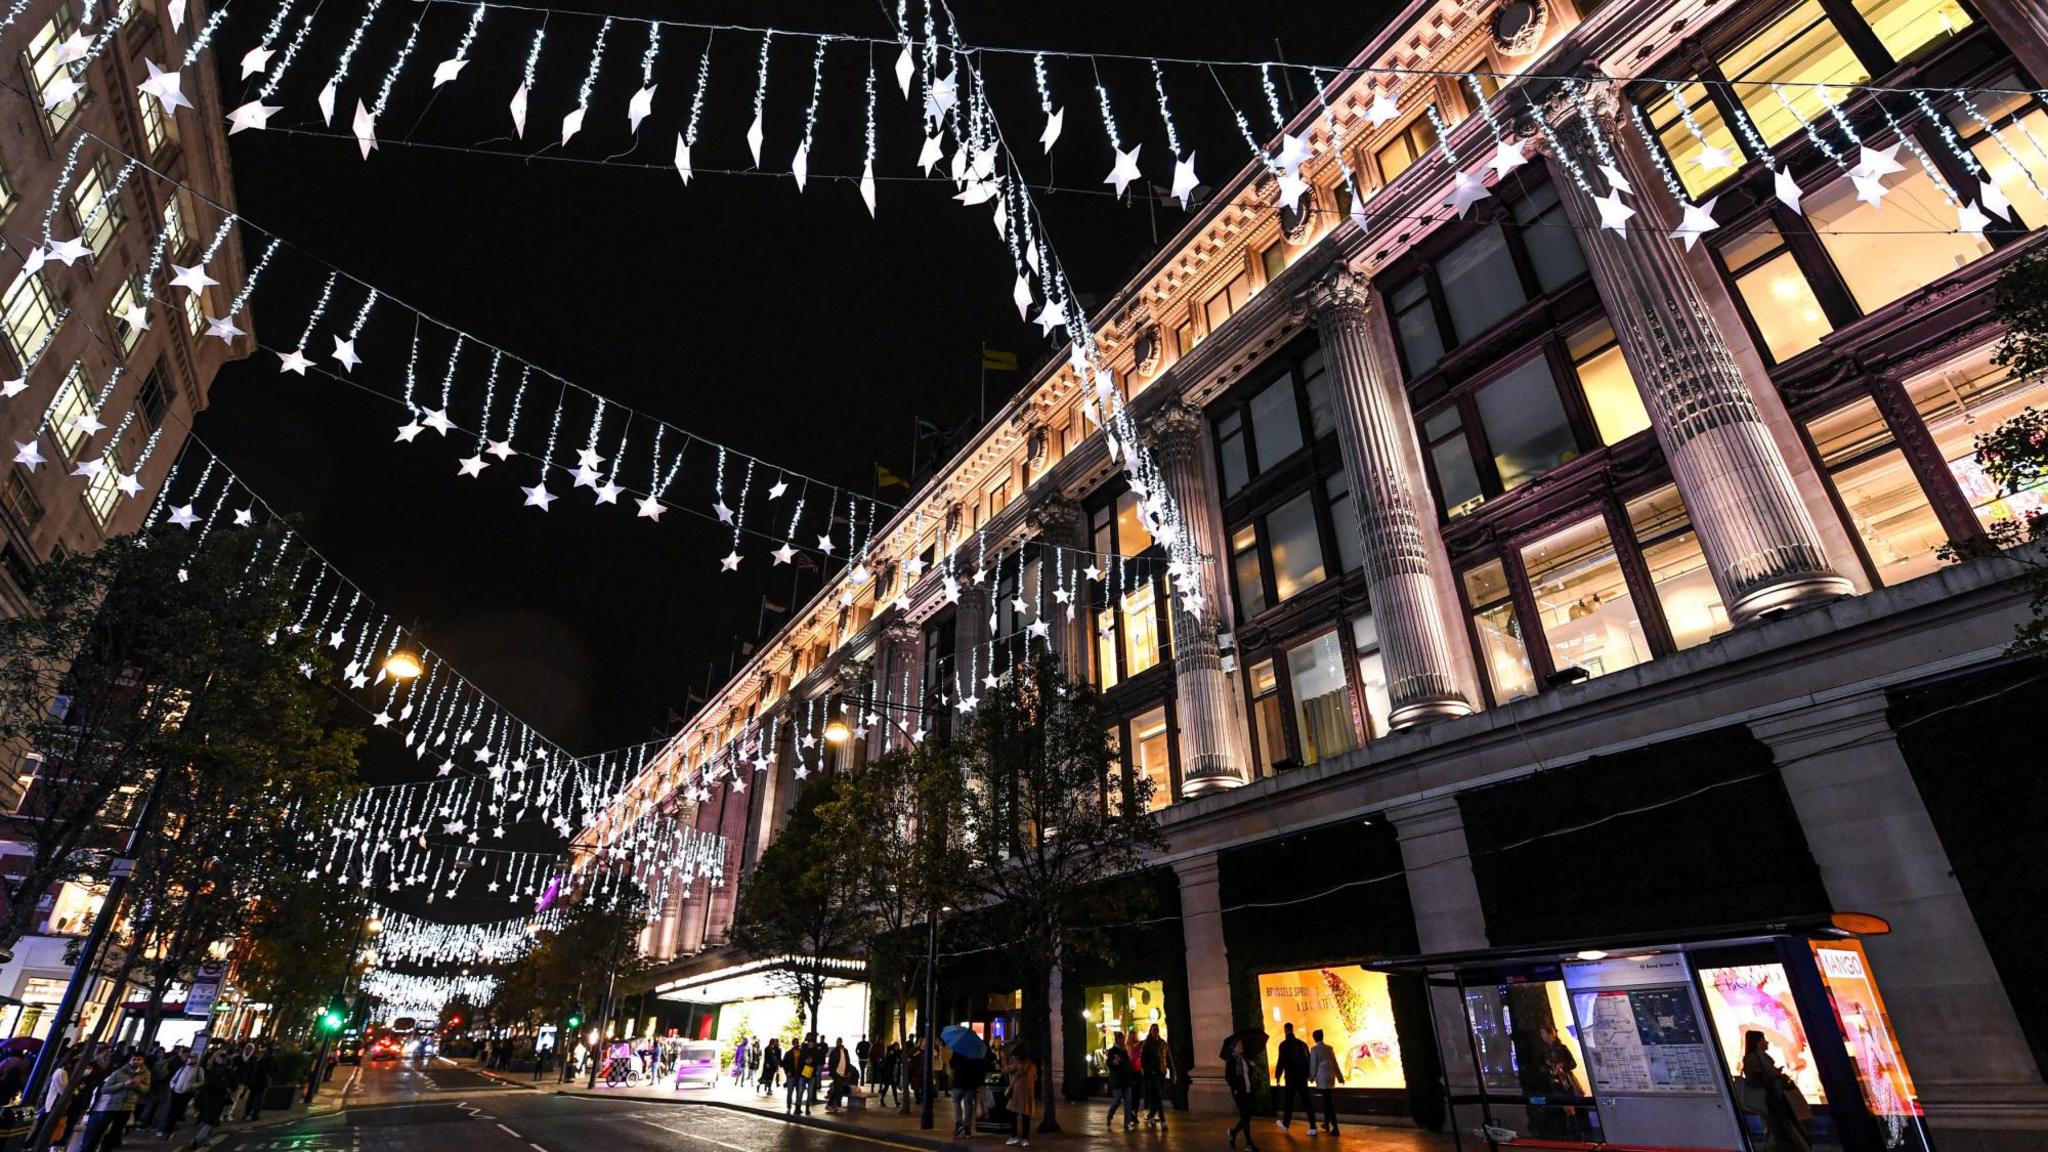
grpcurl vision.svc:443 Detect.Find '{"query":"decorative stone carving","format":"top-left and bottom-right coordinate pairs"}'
top-left (1491, 0), bottom-right (1548, 57)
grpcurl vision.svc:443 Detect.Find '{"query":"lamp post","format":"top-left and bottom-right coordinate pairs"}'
top-left (919, 905), bottom-right (944, 1130)
top-left (306, 913), bottom-right (381, 1102)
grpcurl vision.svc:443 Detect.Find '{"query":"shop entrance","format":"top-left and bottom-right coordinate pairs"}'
top-left (1370, 916), bottom-right (1929, 1152)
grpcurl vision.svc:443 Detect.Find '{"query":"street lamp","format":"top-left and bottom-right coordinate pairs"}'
top-left (381, 646), bottom-right (423, 681)
top-left (823, 720), bottom-right (851, 744)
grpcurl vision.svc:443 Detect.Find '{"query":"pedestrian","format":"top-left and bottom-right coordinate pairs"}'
top-left (157, 1053), bottom-right (204, 1139)
top-left (854, 1036), bottom-right (870, 1086)
top-left (729, 1036), bottom-right (749, 1087)
top-left (1308, 1028), bottom-right (1343, 1136)
top-left (906, 1039), bottom-right (926, 1107)
top-left (1003, 1043), bottom-right (1037, 1147)
top-left (239, 1045), bottom-right (273, 1121)
top-left (949, 1049), bottom-right (986, 1138)
top-left (40, 1048), bottom-right (75, 1147)
top-left (756, 1038), bottom-right (780, 1096)
top-left (1139, 1023), bottom-right (1170, 1129)
top-left (1273, 1022), bottom-right (1312, 1132)
top-left (877, 1043), bottom-right (901, 1108)
top-left (782, 1037), bottom-right (805, 1116)
top-left (1103, 1031), bottom-right (1132, 1130)
top-left (64, 1054), bottom-right (107, 1150)
top-left (77, 1051), bottom-right (149, 1152)
top-left (182, 1054), bottom-right (234, 1152)
top-left (0, 1048), bottom-right (31, 1105)
top-left (1224, 1037), bottom-right (1258, 1152)
top-left (825, 1039), bottom-right (853, 1112)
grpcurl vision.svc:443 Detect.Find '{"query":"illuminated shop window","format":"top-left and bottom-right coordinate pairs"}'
top-left (1806, 168), bottom-right (1990, 313)
top-left (1520, 514), bottom-right (1652, 682)
top-left (1720, 1), bottom-right (1870, 149)
top-left (1721, 224), bottom-right (1834, 363)
top-left (1807, 397), bottom-right (1946, 586)
top-left (1625, 486), bottom-right (1728, 650)
top-left (1285, 630), bottom-right (1356, 766)
top-left (1465, 560), bottom-right (1536, 705)
top-left (1569, 320), bottom-right (1651, 446)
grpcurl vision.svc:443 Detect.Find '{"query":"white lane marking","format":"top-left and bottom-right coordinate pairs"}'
top-left (531, 1145), bottom-right (550, 1152)
top-left (496, 1124), bottom-right (521, 1137)
top-left (631, 1116), bottom-right (755, 1152)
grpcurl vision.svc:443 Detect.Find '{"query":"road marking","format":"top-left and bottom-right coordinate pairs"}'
top-left (530, 1144), bottom-right (550, 1152)
top-left (496, 1124), bottom-right (521, 1137)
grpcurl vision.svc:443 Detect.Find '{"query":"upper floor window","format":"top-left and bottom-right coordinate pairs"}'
top-left (72, 157), bottom-right (126, 257)
top-left (1374, 116), bottom-right (1439, 183)
top-left (163, 198), bottom-right (191, 260)
top-left (49, 369), bottom-right (94, 459)
top-left (135, 366), bottom-right (170, 429)
top-left (0, 159), bottom-right (17, 221)
top-left (1202, 270), bottom-right (1253, 338)
top-left (1418, 329), bottom-right (1649, 519)
top-left (140, 89), bottom-right (172, 155)
top-left (85, 445), bottom-right (124, 529)
top-left (1213, 349), bottom-right (1330, 498)
top-left (1639, 0), bottom-right (1976, 201)
top-left (1386, 182), bottom-right (1588, 377)
top-left (2, 273), bottom-right (59, 367)
top-left (110, 278), bottom-right (144, 356)
top-left (25, 5), bottom-right (86, 138)
top-left (1089, 491), bottom-right (1169, 690)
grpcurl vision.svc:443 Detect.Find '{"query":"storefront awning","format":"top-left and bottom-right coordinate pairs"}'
top-left (652, 955), bottom-right (866, 1005)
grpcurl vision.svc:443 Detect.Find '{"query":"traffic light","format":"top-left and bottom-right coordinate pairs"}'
top-left (318, 996), bottom-right (348, 1033)
top-left (565, 1007), bottom-right (583, 1030)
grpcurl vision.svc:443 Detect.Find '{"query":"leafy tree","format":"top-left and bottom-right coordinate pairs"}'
top-left (729, 776), bottom-right (871, 1030)
top-left (1942, 248), bottom-right (2048, 656)
top-left (235, 873), bottom-right (371, 1035)
top-left (0, 527), bottom-right (361, 980)
top-left (486, 887), bottom-right (649, 1035)
top-left (953, 654), bottom-right (1167, 1133)
top-left (813, 742), bottom-right (969, 1063)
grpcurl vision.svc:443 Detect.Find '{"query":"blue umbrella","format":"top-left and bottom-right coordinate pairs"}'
top-left (939, 1025), bottom-right (988, 1060)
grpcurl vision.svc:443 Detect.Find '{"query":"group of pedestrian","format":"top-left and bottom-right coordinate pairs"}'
top-left (1100, 1023), bottom-right (1173, 1132)
top-left (1225, 1023), bottom-right (1345, 1150)
top-left (25, 1038), bottom-right (277, 1152)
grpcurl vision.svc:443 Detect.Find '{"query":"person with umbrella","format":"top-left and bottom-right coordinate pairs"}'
top-left (1224, 1034), bottom-right (1259, 1152)
top-left (940, 1026), bottom-right (987, 1138)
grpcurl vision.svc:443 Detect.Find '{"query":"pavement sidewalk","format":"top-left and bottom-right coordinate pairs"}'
top-left (457, 1060), bottom-right (1452, 1152)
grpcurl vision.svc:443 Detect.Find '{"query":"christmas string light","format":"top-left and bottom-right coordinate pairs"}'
top-left (291, 271), bottom-right (339, 357)
top-left (41, 137), bottom-right (87, 247)
top-left (749, 30), bottom-right (774, 167)
top-left (318, 0), bottom-right (390, 125)
top-left (860, 50), bottom-right (877, 214)
top-left (626, 20), bottom-right (658, 131)
top-left (1033, 52), bottom-right (1060, 153)
top-left (223, 238), bottom-right (281, 321)
top-left (561, 16), bottom-right (611, 145)
top-left (793, 35), bottom-right (827, 191)
top-left (255, 6), bottom-right (320, 103)
top-left (511, 17), bottom-right (547, 138)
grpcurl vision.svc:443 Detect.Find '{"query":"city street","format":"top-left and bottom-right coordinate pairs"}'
top-left (211, 1061), bottom-right (918, 1152)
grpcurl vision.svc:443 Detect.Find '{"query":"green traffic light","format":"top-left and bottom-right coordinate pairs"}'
top-left (566, 1013), bottom-right (582, 1029)
top-left (320, 1008), bottom-right (345, 1032)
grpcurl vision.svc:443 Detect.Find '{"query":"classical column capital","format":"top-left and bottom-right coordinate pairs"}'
top-left (1024, 492), bottom-right (1083, 543)
top-left (881, 619), bottom-right (920, 647)
top-left (1143, 397), bottom-right (1208, 465)
top-left (1304, 263), bottom-right (1375, 326)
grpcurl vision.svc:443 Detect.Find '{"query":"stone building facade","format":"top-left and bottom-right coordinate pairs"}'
top-left (599, 0), bottom-right (2048, 1145)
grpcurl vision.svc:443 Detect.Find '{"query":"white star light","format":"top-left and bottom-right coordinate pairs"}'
top-left (485, 439), bottom-right (515, 460)
top-left (627, 85), bottom-right (656, 132)
top-left (67, 411), bottom-right (104, 437)
top-left (635, 495), bottom-right (665, 521)
top-left (1489, 139), bottom-right (1528, 179)
top-left (1851, 173), bottom-right (1891, 208)
top-left (226, 100), bottom-right (281, 134)
top-left (0, 378), bottom-right (22, 399)
top-left (40, 74), bottom-right (81, 112)
top-left (121, 302), bottom-right (151, 334)
top-left (395, 419), bottom-right (424, 443)
top-left (204, 315), bottom-right (244, 343)
top-left (1671, 197), bottom-right (1720, 250)
top-left (1690, 145), bottom-right (1734, 172)
top-left (13, 442), bottom-right (44, 471)
top-left (713, 501), bottom-right (734, 524)
top-left (522, 482), bottom-right (556, 510)
top-left (816, 533), bottom-right (836, 555)
top-left (54, 30), bottom-right (93, 66)
top-left (1040, 107), bottom-right (1063, 153)
top-left (1957, 199), bottom-right (1992, 236)
top-left (167, 504), bottom-right (198, 528)
top-left (772, 543), bottom-right (796, 565)
top-left (1774, 169), bottom-right (1804, 214)
top-left (331, 337), bottom-right (361, 371)
top-left (570, 464), bottom-right (600, 488)
top-left (1981, 178), bottom-right (2014, 221)
top-left (1444, 170), bottom-right (1491, 218)
top-left (576, 446), bottom-right (602, 471)
top-left (457, 455), bottom-right (488, 478)
top-left (1105, 144), bottom-right (1144, 197)
top-left (421, 408), bottom-right (453, 435)
top-left (352, 100), bottom-right (377, 158)
top-left (1170, 153), bottom-right (1199, 208)
top-left (138, 60), bottom-right (193, 115)
top-left (169, 263), bottom-right (218, 294)
top-left (1276, 170), bottom-right (1311, 213)
top-left (1592, 191), bottom-right (1636, 233)
top-left (1034, 299), bottom-right (1066, 337)
top-left (594, 481), bottom-right (623, 505)
top-left (917, 134), bottom-right (944, 175)
top-left (1598, 164), bottom-right (1636, 194)
top-left (70, 458), bottom-right (103, 479)
top-left (47, 237), bottom-right (89, 266)
top-left (115, 472), bottom-right (142, 497)
top-left (232, 507), bottom-right (254, 527)
top-left (1852, 143), bottom-right (1906, 179)
top-left (720, 551), bottom-right (742, 572)
top-left (433, 56), bottom-right (468, 88)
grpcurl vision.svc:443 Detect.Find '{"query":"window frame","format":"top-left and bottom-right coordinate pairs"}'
top-left (1085, 489), bottom-right (1174, 693)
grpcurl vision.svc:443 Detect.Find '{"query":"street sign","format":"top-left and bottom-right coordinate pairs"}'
top-left (185, 959), bottom-right (228, 1018)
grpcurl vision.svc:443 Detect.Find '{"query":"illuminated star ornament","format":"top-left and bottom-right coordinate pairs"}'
top-left (457, 454), bottom-right (487, 478)
top-left (12, 441), bottom-right (43, 470)
top-left (170, 262), bottom-right (218, 295)
top-left (167, 503), bottom-right (198, 528)
top-left (721, 550), bottom-right (742, 571)
top-left (1489, 139), bottom-right (1528, 179)
top-left (1671, 197), bottom-right (1720, 251)
top-left (628, 85), bottom-right (656, 132)
top-left (485, 439), bottom-right (514, 460)
top-left (232, 507), bottom-right (254, 527)
top-left (138, 60), bottom-right (193, 115)
top-left (331, 336), bottom-right (361, 371)
top-left (122, 301), bottom-right (151, 334)
top-left (47, 237), bottom-right (89, 266)
top-left (227, 100), bottom-right (281, 135)
top-left (1276, 170), bottom-right (1311, 213)
top-left (1170, 153), bottom-right (1199, 209)
top-left (1592, 191), bottom-right (1635, 233)
top-left (634, 494), bottom-right (665, 520)
top-left (240, 45), bottom-right (275, 78)
top-left (276, 347), bottom-right (312, 374)
top-left (1443, 170), bottom-right (1491, 218)
top-left (1040, 107), bottom-right (1063, 153)
top-left (204, 315), bottom-right (244, 343)
top-left (772, 543), bottom-right (796, 565)
top-left (1104, 144), bottom-right (1144, 198)
top-left (421, 408), bottom-right (453, 435)
top-left (522, 481), bottom-right (555, 510)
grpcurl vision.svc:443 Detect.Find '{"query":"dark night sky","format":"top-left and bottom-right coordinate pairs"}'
top-left (193, 0), bottom-right (1384, 771)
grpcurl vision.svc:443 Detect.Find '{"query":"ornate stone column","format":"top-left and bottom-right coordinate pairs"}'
top-left (1145, 400), bottom-right (1254, 795)
top-left (1025, 493), bottom-right (1089, 675)
top-left (953, 583), bottom-right (990, 705)
top-left (1305, 269), bottom-right (1474, 727)
top-left (880, 620), bottom-right (923, 752)
top-left (1546, 106), bottom-right (1852, 622)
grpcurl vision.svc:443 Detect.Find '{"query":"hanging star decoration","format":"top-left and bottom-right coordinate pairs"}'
top-left (331, 336), bottom-right (361, 371)
top-left (1672, 197), bottom-right (1720, 250)
top-left (634, 494), bottom-right (665, 520)
top-left (1170, 153), bottom-right (1199, 208)
top-left (167, 503), bottom-right (198, 528)
top-left (1592, 191), bottom-right (1636, 233)
top-left (1104, 144), bottom-right (1144, 197)
top-left (522, 482), bottom-right (555, 510)
top-left (1444, 170), bottom-right (1491, 218)
top-left (138, 60), bottom-right (193, 115)
top-left (457, 454), bottom-right (488, 478)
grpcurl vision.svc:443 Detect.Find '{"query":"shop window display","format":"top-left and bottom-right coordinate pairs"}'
top-left (1698, 963), bottom-right (1828, 1107)
top-left (1908, 358), bottom-right (2048, 531)
top-left (1806, 169), bottom-right (1991, 315)
top-left (1257, 967), bottom-right (1405, 1089)
top-left (1248, 658), bottom-right (1288, 774)
top-left (1130, 707), bottom-right (1173, 812)
top-left (1626, 487), bottom-right (1729, 650)
top-left (1465, 978), bottom-right (1587, 1101)
top-left (1082, 982), bottom-right (1169, 1078)
top-left (1465, 560), bottom-right (1537, 704)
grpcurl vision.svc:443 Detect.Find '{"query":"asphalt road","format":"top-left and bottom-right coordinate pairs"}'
top-left (206, 1059), bottom-right (907, 1152)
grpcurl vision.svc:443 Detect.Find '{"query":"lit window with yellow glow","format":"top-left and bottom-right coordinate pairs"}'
top-left (1719, 1), bottom-right (1869, 148)
top-left (49, 368), bottom-right (94, 459)
top-left (1722, 224), bottom-right (1832, 363)
top-left (1854, 0), bottom-right (1970, 63)
top-left (1568, 319), bottom-right (1650, 446)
